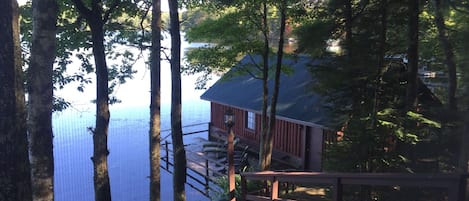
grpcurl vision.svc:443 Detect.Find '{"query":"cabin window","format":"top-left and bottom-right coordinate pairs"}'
top-left (245, 111), bottom-right (256, 130)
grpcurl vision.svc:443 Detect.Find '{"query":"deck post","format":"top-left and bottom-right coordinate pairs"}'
top-left (165, 141), bottom-right (169, 170)
top-left (208, 122), bottom-right (212, 140)
top-left (205, 159), bottom-right (209, 194)
top-left (448, 175), bottom-right (467, 201)
top-left (241, 175), bottom-right (247, 201)
top-left (332, 177), bottom-right (342, 201)
top-left (228, 127), bottom-right (235, 201)
top-left (224, 109), bottom-right (235, 201)
top-left (270, 176), bottom-right (279, 200)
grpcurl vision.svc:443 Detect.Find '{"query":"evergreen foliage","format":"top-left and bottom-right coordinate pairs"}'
top-left (297, 0), bottom-right (466, 175)
top-left (184, 0), bottom-right (469, 176)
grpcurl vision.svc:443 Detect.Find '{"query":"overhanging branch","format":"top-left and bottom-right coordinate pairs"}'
top-left (70, 0), bottom-right (92, 19)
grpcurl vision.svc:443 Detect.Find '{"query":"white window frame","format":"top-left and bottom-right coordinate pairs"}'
top-left (245, 111), bottom-right (256, 130)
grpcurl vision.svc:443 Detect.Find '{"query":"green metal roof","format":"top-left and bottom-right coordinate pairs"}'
top-left (200, 54), bottom-right (330, 127)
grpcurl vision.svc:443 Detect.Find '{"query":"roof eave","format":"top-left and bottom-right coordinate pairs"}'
top-left (200, 98), bottom-right (328, 129)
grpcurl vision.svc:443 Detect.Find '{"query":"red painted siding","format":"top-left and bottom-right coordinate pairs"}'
top-left (272, 118), bottom-right (302, 157)
top-left (210, 102), bottom-right (303, 157)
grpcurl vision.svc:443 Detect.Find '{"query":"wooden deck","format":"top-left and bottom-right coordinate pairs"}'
top-left (159, 123), bottom-right (229, 198)
top-left (185, 137), bottom-right (227, 178)
top-left (161, 135), bottom-right (249, 198)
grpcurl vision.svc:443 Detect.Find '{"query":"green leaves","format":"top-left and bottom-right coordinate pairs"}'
top-left (186, 11), bottom-right (260, 46)
top-left (376, 108), bottom-right (442, 146)
top-left (294, 20), bottom-right (334, 56)
top-left (406, 111), bottom-right (441, 128)
top-left (183, 3), bottom-right (271, 88)
top-left (19, 0), bottom-right (152, 110)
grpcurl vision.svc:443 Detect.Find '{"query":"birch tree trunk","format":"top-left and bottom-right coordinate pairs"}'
top-left (28, 0), bottom-right (58, 200)
top-left (150, 0), bottom-right (162, 200)
top-left (0, 1), bottom-right (32, 200)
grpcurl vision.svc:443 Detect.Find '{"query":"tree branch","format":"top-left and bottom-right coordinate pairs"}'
top-left (244, 68), bottom-right (261, 80)
top-left (139, 1), bottom-right (151, 52)
top-left (70, 0), bottom-right (92, 19)
top-left (246, 53), bottom-right (263, 73)
top-left (161, 46), bottom-right (171, 61)
top-left (449, 1), bottom-right (469, 14)
top-left (91, 0), bottom-right (101, 16)
top-left (103, 0), bottom-right (120, 23)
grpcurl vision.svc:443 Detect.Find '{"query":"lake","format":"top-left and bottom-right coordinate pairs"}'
top-left (52, 41), bottom-right (218, 201)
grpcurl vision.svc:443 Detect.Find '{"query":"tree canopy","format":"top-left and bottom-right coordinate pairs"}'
top-left (184, 0), bottom-right (469, 175)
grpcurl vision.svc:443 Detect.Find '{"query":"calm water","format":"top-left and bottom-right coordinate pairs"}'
top-left (53, 99), bottom-right (211, 201)
top-left (52, 40), bottom-right (217, 200)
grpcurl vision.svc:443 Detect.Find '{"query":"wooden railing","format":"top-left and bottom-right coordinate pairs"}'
top-left (240, 171), bottom-right (468, 201)
top-left (160, 122), bottom-right (226, 198)
top-left (161, 141), bottom-right (225, 198)
top-left (160, 122), bottom-right (211, 141)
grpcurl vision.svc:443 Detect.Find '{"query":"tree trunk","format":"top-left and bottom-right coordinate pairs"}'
top-left (344, 0), bottom-right (353, 57)
top-left (168, 0), bottom-right (186, 200)
top-left (459, 10), bottom-right (469, 199)
top-left (371, 0), bottom-right (387, 127)
top-left (259, 1), bottom-right (270, 171)
top-left (458, 98), bottom-right (469, 201)
top-left (69, 1), bottom-right (113, 200)
top-left (90, 19), bottom-right (112, 201)
top-left (263, 0), bottom-right (287, 171)
top-left (405, 0), bottom-right (419, 110)
top-left (150, 0), bottom-right (162, 200)
top-left (0, 1), bottom-right (33, 200)
top-left (363, 2), bottom-right (387, 200)
top-left (28, 0), bottom-right (58, 200)
top-left (433, 0), bottom-right (458, 110)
